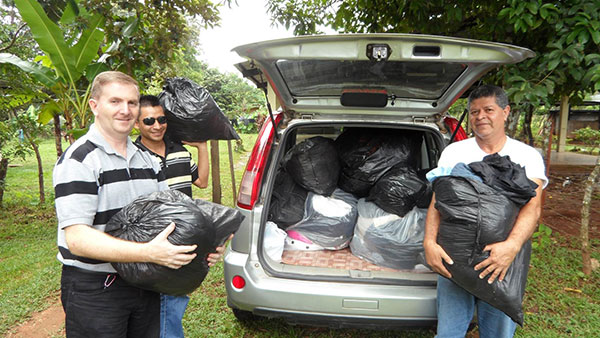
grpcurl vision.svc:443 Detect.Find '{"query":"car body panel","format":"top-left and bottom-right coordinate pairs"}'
top-left (225, 248), bottom-right (437, 322)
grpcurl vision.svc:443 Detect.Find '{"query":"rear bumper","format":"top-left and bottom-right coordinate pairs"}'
top-left (224, 249), bottom-right (438, 328)
top-left (254, 308), bottom-right (435, 329)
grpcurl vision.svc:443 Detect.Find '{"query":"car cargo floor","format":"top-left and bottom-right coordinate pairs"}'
top-left (281, 248), bottom-right (401, 272)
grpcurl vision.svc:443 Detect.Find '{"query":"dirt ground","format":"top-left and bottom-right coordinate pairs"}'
top-left (7, 164), bottom-right (599, 337)
top-left (6, 298), bottom-right (64, 337)
top-left (542, 164), bottom-right (599, 239)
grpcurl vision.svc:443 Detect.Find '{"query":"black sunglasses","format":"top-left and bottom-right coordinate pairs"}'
top-left (142, 116), bottom-right (167, 126)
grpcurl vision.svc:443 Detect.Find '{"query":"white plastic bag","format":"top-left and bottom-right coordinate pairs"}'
top-left (264, 221), bottom-right (287, 262)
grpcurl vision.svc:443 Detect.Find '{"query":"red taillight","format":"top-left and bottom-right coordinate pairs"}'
top-left (443, 115), bottom-right (468, 141)
top-left (237, 112), bottom-right (283, 210)
top-left (232, 275), bottom-right (246, 289)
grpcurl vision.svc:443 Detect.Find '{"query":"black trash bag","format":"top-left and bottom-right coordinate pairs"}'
top-left (283, 136), bottom-right (340, 196)
top-left (367, 165), bottom-right (431, 217)
top-left (286, 189), bottom-right (358, 249)
top-left (416, 168), bottom-right (434, 208)
top-left (158, 77), bottom-right (239, 142)
top-left (192, 199), bottom-right (245, 247)
top-left (350, 199), bottom-right (427, 269)
top-left (433, 175), bottom-right (531, 325)
top-left (106, 190), bottom-right (243, 296)
top-left (335, 128), bottom-right (421, 197)
top-left (268, 170), bottom-right (308, 228)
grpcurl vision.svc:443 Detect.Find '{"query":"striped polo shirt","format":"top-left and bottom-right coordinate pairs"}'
top-left (134, 136), bottom-right (199, 198)
top-left (53, 124), bottom-right (167, 273)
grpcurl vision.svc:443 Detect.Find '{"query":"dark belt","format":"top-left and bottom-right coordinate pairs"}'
top-left (62, 264), bottom-right (116, 276)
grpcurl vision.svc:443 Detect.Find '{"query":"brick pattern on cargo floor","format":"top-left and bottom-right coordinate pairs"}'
top-left (281, 248), bottom-right (399, 272)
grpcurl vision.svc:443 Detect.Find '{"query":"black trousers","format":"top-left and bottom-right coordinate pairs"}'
top-left (60, 265), bottom-right (160, 338)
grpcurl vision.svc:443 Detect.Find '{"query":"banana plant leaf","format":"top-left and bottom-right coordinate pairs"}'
top-left (0, 53), bottom-right (57, 87)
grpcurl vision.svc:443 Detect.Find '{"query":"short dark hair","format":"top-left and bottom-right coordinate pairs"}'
top-left (139, 94), bottom-right (162, 108)
top-left (468, 85), bottom-right (509, 109)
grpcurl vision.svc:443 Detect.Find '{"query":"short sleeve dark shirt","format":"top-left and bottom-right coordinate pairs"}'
top-left (135, 136), bottom-right (199, 198)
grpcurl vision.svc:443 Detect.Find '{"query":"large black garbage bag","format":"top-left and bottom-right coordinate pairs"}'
top-left (268, 170), bottom-right (308, 228)
top-left (367, 165), bottom-right (431, 217)
top-left (350, 199), bottom-right (427, 269)
top-left (335, 128), bottom-right (421, 197)
top-left (158, 77), bottom-right (239, 142)
top-left (106, 190), bottom-right (243, 296)
top-left (283, 136), bottom-right (339, 196)
top-left (433, 176), bottom-right (529, 325)
top-left (286, 189), bottom-right (358, 249)
top-left (193, 199), bottom-right (245, 247)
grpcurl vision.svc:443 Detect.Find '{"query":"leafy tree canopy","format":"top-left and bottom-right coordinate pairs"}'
top-left (80, 0), bottom-right (224, 83)
top-left (3, 0), bottom-right (228, 90)
top-left (267, 0), bottom-right (600, 106)
top-left (1, 0), bottom-right (41, 114)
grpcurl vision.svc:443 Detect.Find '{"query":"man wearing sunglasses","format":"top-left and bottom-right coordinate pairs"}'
top-left (135, 95), bottom-right (209, 197)
top-left (134, 94), bottom-right (213, 338)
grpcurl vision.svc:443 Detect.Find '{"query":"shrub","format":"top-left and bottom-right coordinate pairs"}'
top-left (572, 127), bottom-right (600, 154)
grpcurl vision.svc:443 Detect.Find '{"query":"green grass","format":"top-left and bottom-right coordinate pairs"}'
top-left (1, 138), bottom-right (64, 207)
top-left (1, 135), bottom-right (599, 337)
top-left (188, 137), bottom-right (256, 208)
top-left (517, 236), bottom-right (600, 337)
top-left (0, 203), bottom-right (61, 334)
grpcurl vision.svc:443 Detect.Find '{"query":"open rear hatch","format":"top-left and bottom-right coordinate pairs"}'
top-left (233, 34), bottom-right (534, 119)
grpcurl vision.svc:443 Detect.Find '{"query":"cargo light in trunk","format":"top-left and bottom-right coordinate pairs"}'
top-left (237, 111), bottom-right (283, 209)
top-left (232, 275), bottom-right (246, 289)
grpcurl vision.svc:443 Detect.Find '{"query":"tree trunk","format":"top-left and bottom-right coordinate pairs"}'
top-left (506, 109), bottom-right (521, 138)
top-left (523, 105), bottom-right (534, 146)
top-left (210, 140), bottom-right (221, 204)
top-left (540, 112), bottom-right (555, 209)
top-left (32, 142), bottom-right (45, 204)
top-left (557, 95), bottom-right (569, 153)
top-left (581, 156), bottom-right (600, 275)
top-left (63, 110), bottom-right (75, 145)
top-left (23, 128), bottom-right (45, 204)
top-left (53, 114), bottom-right (63, 158)
top-left (0, 157), bottom-right (8, 207)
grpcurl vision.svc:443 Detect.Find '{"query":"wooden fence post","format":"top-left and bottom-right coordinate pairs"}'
top-left (227, 140), bottom-right (237, 206)
top-left (210, 140), bottom-right (221, 204)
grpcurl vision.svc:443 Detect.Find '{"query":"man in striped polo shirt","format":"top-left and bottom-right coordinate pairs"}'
top-left (134, 95), bottom-right (212, 338)
top-left (53, 71), bottom-right (199, 337)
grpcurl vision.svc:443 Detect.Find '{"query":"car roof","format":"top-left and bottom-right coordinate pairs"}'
top-left (233, 34), bottom-right (534, 117)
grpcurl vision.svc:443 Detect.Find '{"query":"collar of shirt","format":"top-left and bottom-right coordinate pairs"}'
top-left (88, 124), bottom-right (139, 160)
top-left (134, 135), bottom-right (180, 159)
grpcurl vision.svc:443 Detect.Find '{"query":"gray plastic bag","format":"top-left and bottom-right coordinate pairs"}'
top-left (350, 199), bottom-right (427, 269)
top-left (286, 189), bottom-right (358, 249)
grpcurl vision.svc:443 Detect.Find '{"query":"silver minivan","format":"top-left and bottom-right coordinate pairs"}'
top-left (224, 34), bottom-right (533, 328)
